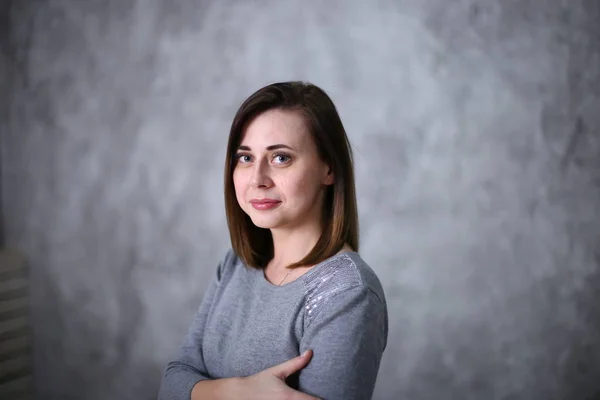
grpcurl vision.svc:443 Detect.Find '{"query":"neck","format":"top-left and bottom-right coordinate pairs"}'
top-left (269, 221), bottom-right (323, 270)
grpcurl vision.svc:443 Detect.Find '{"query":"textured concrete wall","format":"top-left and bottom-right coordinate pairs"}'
top-left (0, 0), bottom-right (10, 248)
top-left (3, 1), bottom-right (600, 399)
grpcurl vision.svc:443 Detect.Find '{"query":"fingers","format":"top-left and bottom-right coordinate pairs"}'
top-left (290, 391), bottom-right (321, 400)
top-left (269, 349), bottom-right (313, 379)
top-left (293, 391), bottom-right (321, 400)
top-left (297, 393), bottom-right (320, 400)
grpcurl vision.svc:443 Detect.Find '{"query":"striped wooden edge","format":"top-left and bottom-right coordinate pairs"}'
top-left (0, 375), bottom-right (33, 396)
top-left (0, 306), bottom-right (29, 321)
top-left (0, 392), bottom-right (32, 400)
top-left (0, 345), bottom-right (30, 362)
top-left (0, 288), bottom-right (27, 302)
top-left (0, 281), bottom-right (28, 299)
top-left (0, 249), bottom-right (30, 398)
top-left (0, 336), bottom-right (30, 359)
top-left (0, 353), bottom-right (30, 375)
top-left (0, 249), bottom-right (26, 273)
top-left (0, 269), bottom-right (26, 282)
top-left (0, 321), bottom-right (29, 340)
top-left (0, 369), bottom-right (30, 386)
top-left (0, 297), bottom-right (28, 314)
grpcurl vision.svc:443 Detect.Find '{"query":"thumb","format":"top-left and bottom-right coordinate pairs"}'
top-left (269, 349), bottom-right (313, 379)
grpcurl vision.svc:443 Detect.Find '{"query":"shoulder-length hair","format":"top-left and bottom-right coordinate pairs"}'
top-left (224, 81), bottom-right (359, 269)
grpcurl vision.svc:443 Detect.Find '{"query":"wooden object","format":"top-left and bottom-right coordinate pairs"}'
top-left (0, 248), bottom-right (32, 400)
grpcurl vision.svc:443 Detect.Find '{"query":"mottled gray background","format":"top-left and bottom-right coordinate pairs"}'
top-left (2, 0), bottom-right (600, 399)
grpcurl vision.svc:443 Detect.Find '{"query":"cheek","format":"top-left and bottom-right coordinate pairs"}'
top-left (296, 178), bottom-right (306, 191)
top-left (284, 173), bottom-right (311, 199)
top-left (232, 170), bottom-right (246, 196)
top-left (297, 170), bottom-right (326, 200)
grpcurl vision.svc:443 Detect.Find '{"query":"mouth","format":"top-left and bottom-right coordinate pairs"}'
top-left (249, 198), bottom-right (281, 210)
top-left (250, 198), bottom-right (280, 204)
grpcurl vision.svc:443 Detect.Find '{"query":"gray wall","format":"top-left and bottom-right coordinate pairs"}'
top-left (0, 0), bottom-right (10, 248)
top-left (3, 0), bottom-right (600, 399)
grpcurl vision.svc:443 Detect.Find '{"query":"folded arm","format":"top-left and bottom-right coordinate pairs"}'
top-left (158, 263), bottom-right (221, 400)
top-left (298, 285), bottom-right (388, 400)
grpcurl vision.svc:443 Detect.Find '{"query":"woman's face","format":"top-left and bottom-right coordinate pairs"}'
top-left (233, 109), bottom-right (333, 231)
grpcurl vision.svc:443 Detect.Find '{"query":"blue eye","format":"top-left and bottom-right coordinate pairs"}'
top-left (236, 153), bottom-right (252, 163)
top-left (273, 153), bottom-right (291, 164)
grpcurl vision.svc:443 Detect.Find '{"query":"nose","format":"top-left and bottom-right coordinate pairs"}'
top-left (250, 158), bottom-right (273, 188)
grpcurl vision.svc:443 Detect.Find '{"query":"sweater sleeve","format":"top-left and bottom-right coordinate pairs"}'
top-left (157, 260), bottom-right (223, 400)
top-left (298, 285), bottom-right (388, 400)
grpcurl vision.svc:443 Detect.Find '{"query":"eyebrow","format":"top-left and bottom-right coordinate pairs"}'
top-left (237, 144), bottom-right (294, 151)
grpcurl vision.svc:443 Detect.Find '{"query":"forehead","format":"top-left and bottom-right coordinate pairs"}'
top-left (241, 109), bottom-right (311, 148)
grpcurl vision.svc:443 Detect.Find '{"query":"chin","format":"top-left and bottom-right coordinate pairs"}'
top-left (246, 212), bottom-right (279, 229)
top-left (248, 216), bottom-right (281, 229)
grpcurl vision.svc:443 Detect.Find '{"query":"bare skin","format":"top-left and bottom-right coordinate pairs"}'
top-left (264, 243), bottom-right (354, 285)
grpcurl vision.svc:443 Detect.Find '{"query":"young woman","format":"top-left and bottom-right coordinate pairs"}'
top-left (158, 82), bottom-right (388, 400)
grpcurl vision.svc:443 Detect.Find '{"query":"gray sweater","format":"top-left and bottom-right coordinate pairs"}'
top-left (158, 249), bottom-right (388, 400)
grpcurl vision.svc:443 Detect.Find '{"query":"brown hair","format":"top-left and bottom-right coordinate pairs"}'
top-left (224, 81), bottom-right (359, 269)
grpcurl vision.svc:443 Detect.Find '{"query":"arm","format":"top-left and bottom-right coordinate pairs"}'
top-left (158, 261), bottom-right (222, 400)
top-left (298, 286), bottom-right (388, 400)
top-left (188, 352), bottom-right (319, 400)
top-left (158, 252), bottom-right (322, 400)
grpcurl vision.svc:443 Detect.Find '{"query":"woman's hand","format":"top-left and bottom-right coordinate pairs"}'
top-left (234, 349), bottom-right (319, 400)
top-left (191, 350), bottom-right (319, 400)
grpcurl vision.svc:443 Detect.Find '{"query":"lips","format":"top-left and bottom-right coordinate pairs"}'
top-left (250, 199), bottom-right (280, 204)
top-left (250, 198), bottom-right (281, 210)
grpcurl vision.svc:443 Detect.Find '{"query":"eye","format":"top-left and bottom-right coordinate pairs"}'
top-left (235, 153), bottom-right (252, 164)
top-left (272, 152), bottom-right (292, 164)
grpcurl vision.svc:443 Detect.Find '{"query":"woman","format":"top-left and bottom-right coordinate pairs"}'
top-left (158, 81), bottom-right (388, 400)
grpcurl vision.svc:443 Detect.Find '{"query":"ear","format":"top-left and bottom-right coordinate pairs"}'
top-left (323, 165), bottom-right (334, 186)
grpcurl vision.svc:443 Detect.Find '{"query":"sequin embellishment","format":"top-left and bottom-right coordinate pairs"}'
top-left (302, 254), bottom-right (362, 325)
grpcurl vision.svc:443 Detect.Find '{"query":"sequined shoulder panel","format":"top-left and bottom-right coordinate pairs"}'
top-left (301, 254), bottom-right (362, 326)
